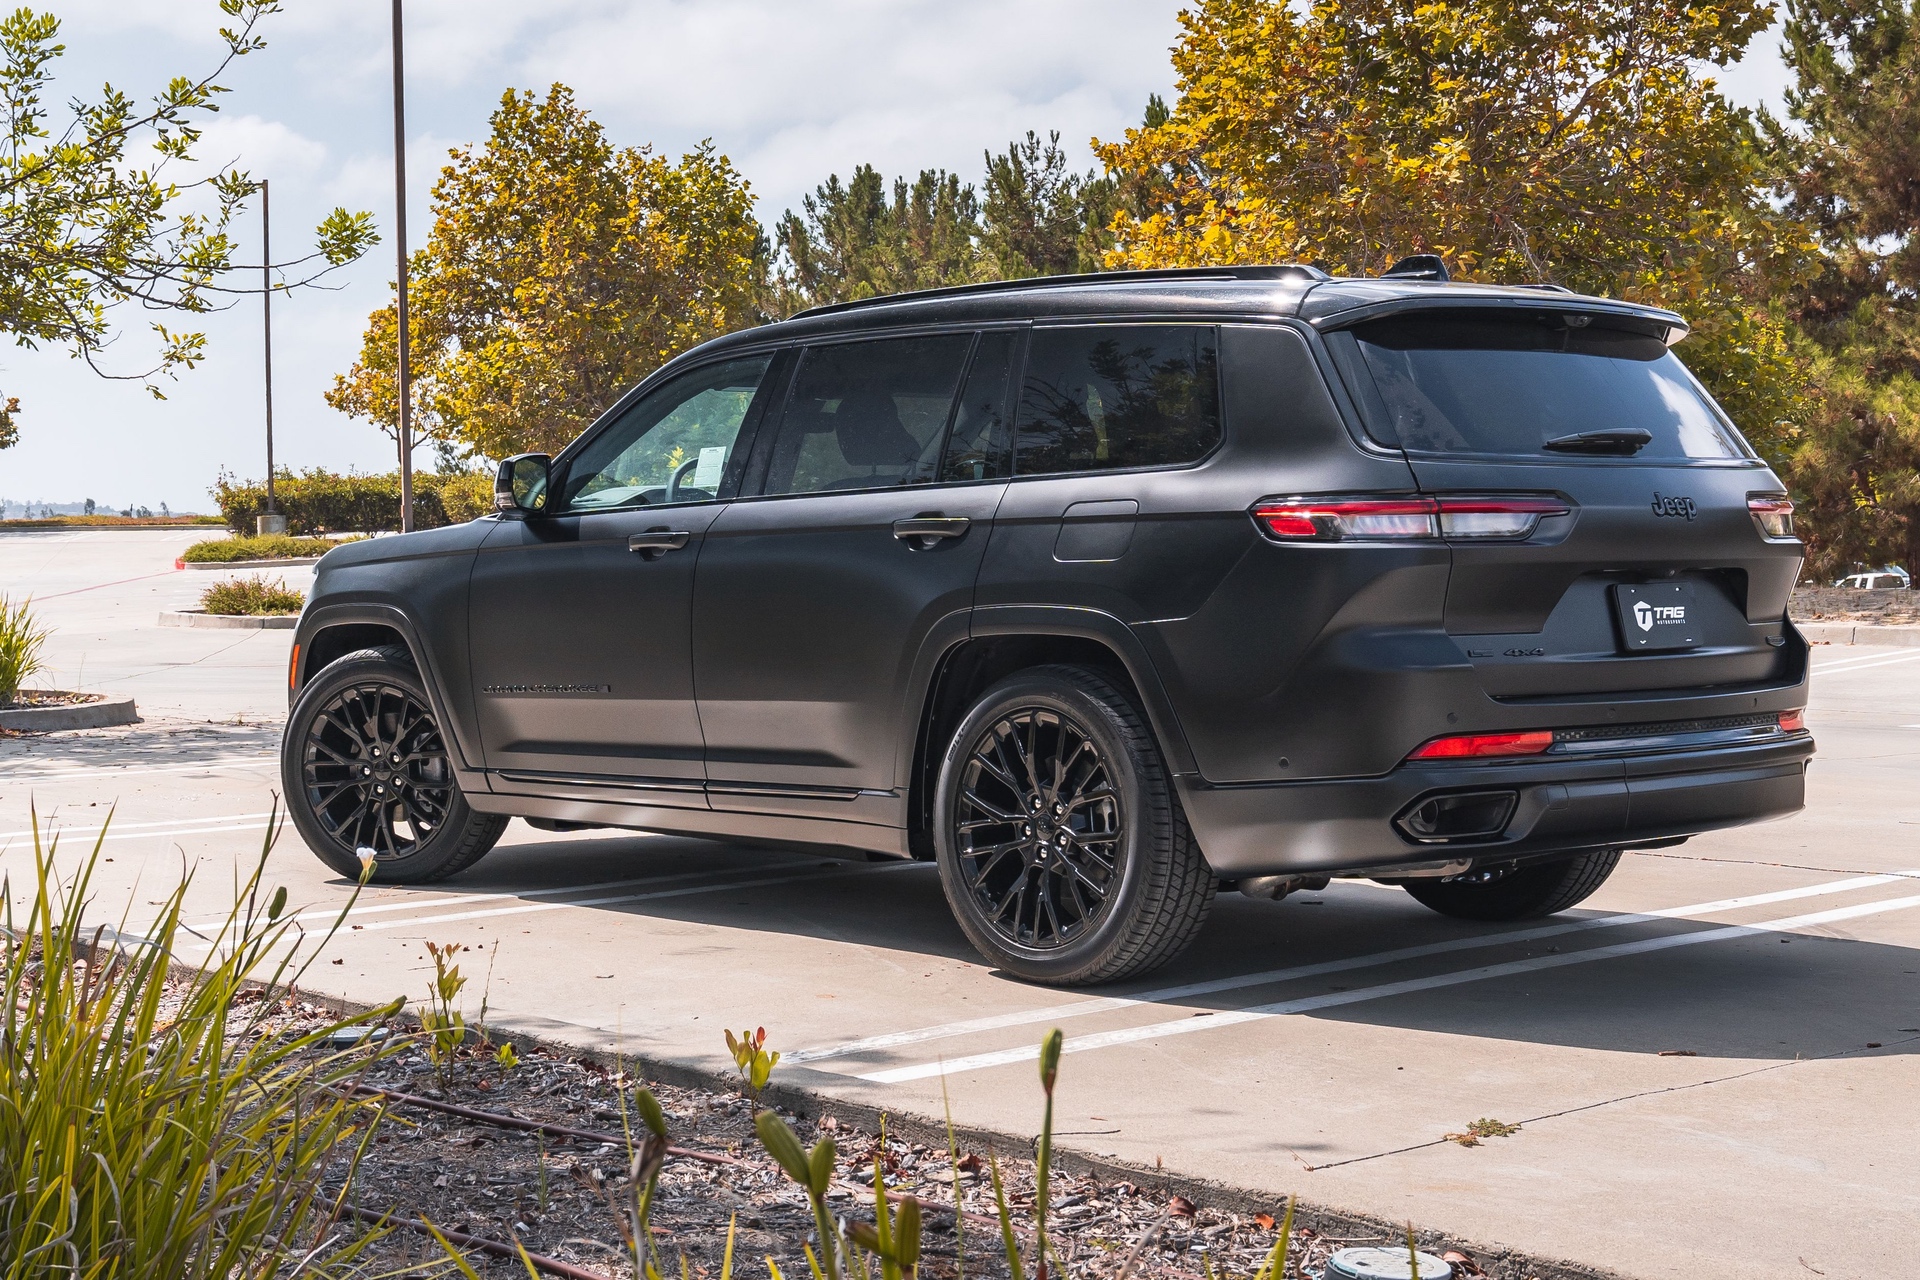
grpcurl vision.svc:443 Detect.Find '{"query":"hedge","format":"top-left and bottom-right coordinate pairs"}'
top-left (211, 469), bottom-right (493, 535)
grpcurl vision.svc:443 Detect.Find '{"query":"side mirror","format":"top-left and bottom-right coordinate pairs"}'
top-left (494, 453), bottom-right (552, 515)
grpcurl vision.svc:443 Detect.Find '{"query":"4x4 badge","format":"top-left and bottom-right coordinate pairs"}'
top-left (1651, 493), bottom-right (1697, 520)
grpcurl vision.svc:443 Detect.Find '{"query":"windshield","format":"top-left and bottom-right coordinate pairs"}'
top-left (1332, 311), bottom-right (1751, 461)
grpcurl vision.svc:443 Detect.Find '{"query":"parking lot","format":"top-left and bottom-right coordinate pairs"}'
top-left (4, 528), bottom-right (1916, 1279)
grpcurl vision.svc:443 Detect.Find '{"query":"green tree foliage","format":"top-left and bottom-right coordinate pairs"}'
top-left (0, 3), bottom-right (376, 450)
top-left (771, 133), bottom-right (1118, 313)
top-left (1092, 0), bottom-right (1803, 452)
top-left (1769, 0), bottom-right (1920, 576)
top-left (328, 85), bottom-right (764, 460)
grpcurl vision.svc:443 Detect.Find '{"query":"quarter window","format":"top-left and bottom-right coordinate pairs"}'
top-left (940, 330), bottom-right (1021, 483)
top-left (762, 334), bottom-right (973, 496)
top-left (560, 356), bottom-right (771, 511)
top-left (1014, 325), bottom-right (1221, 476)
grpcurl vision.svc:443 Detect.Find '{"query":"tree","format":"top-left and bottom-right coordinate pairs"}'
top-left (1092, 0), bottom-right (1802, 450)
top-left (328, 85), bottom-right (764, 461)
top-left (771, 164), bottom-right (982, 313)
top-left (1768, 0), bottom-right (1920, 576)
top-left (979, 131), bottom-right (1116, 279)
top-left (0, 3), bottom-right (376, 450)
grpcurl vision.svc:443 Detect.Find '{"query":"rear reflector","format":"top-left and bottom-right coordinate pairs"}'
top-left (1253, 495), bottom-right (1568, 542)
top-left (1408, 730), bottom-right (1555, 760)
top-left (1748, 494), bottom-right (1796, 540)
top-left (1778, 709), bottom-right (1805, 733)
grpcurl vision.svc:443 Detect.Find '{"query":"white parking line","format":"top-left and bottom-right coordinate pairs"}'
top-left (0, 811), bottom-right (277, 840)
top-left (859, 891), bottom-right (1920, 1083)
top-left (3, 821), bottom-right (280, 848)
top-left (791, 870), bottom-right (1918, 1066)
top-left (1812, 650), bottom-right (1920, 675)
top-left (184, 859), bottom-right (925, 949)
top-left (0, 755), bottom-right (278, 783)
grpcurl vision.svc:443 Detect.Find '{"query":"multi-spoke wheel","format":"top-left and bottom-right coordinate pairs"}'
top-left (282, 647), bottom-right (506, 883)
top-left (933, 665), bottom-right (1212, 985)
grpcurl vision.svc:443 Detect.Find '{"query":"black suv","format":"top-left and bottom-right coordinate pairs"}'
top-left (282, 264), bottom-right (1813, 985)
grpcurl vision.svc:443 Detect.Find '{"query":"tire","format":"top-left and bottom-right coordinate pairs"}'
top-left (282, 646), bottom-right (507, 883)
top-left (1401, 849), bottom-right (1622, 921)
top-left (932, 665), bottom-right (1212, 985)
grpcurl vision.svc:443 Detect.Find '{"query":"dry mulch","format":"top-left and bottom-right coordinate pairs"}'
top-left (0, 689), bottom-right (105, 711)
top-left (1790, 586), bottom-right (1920, 627)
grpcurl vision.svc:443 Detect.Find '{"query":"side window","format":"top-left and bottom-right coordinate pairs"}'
top-left (939, 329), bottom-right (1021, 483)
top-left (762, 334), bottom-right (973, 496)
top-left (1014, 325), bottom-right (1221, 476)
top-left (560, 355), bottom-right (771, 511)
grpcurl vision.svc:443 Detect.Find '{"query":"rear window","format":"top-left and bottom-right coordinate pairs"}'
top-left (1014, 325), bottom-right (1221, 475)
top-left (1333, 311), bottom-right (1750, 460)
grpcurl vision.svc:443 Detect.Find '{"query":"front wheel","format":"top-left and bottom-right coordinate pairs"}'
top-left (1401, 849), bottom-right (1622, 921)
top-left (932, 665), bottom-right (1212, 985)
top-left (281, 646), bottom-right (507, 883)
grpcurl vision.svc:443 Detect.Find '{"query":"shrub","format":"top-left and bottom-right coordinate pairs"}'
top-left (0, 594), bottom-right (50, 702)
top-left (212, 468), bottom-right (493, 534)
top-left (0, 815), bottom-right (400, 1276)
top-left (180, 533), bottom-right (341, 562)
top-left (201, 576), bottom-right (306, 616)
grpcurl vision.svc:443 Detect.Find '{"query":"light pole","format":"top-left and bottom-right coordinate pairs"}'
top-left (257, 178), bottom-right (285, 537)
top-left (391, 0), bottom-right (415, 533)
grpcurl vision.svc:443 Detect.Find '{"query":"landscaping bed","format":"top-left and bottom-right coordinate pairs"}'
top-left (177, 533), bottom-right (344, 565)
top-left (1789, 585), bottom-right (1920, 626)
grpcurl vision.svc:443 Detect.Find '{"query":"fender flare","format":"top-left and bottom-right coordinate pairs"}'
top-left (292, 603), bottom-right (485, 775)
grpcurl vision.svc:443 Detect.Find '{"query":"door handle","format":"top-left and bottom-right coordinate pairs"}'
top-left (628, 529), bottom-right (691, 557)
top-left (892, 516), bottom-right (970, 548)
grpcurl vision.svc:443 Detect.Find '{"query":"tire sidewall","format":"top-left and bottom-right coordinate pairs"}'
top-left (281, 650), bottom-right (476, 882)
top-left (932, 670), bottom-right (1165, 984)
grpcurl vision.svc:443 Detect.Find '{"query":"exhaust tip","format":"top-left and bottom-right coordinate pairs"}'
top-left (1395, 790), bottom-right (1518, 844)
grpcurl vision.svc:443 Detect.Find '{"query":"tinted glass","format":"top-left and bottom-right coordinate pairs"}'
top-left (763, 334), bottom-right (972, 495)
top-left (1014, 325), bottom-right (1221, 475)
top-left (1346, 313), bottom-right (1748, 460)
top-left (561, 356), bottom-right (770, 510)
top-left (939, 330), bottom-right (1020, 483)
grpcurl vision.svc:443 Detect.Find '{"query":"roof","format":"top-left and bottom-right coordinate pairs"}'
top-left (684, 265), bottom-right (1691, 365)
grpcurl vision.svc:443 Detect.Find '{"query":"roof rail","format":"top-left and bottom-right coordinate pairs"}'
top-left (790, 264), bottom-right (1331, 320)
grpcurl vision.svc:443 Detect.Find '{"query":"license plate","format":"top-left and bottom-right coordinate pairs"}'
top-left (1614, 582), bottom-right (1699, 651)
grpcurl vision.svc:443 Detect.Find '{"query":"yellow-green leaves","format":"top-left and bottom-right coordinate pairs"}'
top-left (726, 1025), bottom-right (781, 1101)
top-left (756, 1109), bottom-right (816, 1190)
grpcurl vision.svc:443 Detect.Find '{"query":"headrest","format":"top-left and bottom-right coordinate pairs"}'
top-left (833, 391), bottom-right (921, 467)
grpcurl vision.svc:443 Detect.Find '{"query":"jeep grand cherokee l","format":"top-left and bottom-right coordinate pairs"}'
top-left (281, 263), bottom-right (1813, 985)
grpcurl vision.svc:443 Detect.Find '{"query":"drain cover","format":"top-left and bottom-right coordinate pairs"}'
top-left (1322, 1247), bottom-right (1454, 1280)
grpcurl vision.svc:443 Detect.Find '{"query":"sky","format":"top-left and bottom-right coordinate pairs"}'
top-left (0, 1), bottom-right (1796, 514)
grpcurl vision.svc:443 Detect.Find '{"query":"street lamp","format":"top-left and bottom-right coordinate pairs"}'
top-left (391, 0), bottom-right (415, 533)
top-left (257, 177), bottom-right (285, 537)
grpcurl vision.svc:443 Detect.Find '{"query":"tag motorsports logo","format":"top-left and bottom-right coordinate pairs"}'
top-left (1633, 599), bottom-right (1687, 632)
top-left (1651, 492), bottom-right (1697, 520)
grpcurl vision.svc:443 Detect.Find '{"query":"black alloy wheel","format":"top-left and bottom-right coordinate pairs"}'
top-left (282, 647), bottom-right (506, 883)
top-left (933, 665), bottom-right (1212, 985)
top-left (953, 707), bottom-right (1123, 951)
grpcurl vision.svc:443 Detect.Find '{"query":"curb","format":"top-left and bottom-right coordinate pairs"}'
top-left (1795, 621), bottom-right (1920, 647)
top-left (175, 556), bottom-right (323, 571)
top-left (160, 610), bottom-right (299, 630)
top-left (0, 694), bottom-right (138, 731)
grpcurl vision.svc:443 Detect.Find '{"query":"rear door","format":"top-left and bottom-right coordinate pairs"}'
top-left (1324, 307), bottom-right (1803, 699)
top-left (692, 329), bottom-right (1013, 826)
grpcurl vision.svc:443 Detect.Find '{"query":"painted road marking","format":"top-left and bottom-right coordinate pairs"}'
top-left (0, 754), bottom-right (278, 783)
top-left (0, 810), bottom-right (278, 840)
top-left (183, 859), bottom-right (925, 950)
top-left (858, 892), bottom-right (1920, 1083)
top-left (1812, 650), bottom-right (1920, 675)
top-left (791, 870), bottom-right (1919, 1066)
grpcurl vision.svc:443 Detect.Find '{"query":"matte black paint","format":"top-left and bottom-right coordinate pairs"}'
top-left (289, 270), bottom-right (1811, 877)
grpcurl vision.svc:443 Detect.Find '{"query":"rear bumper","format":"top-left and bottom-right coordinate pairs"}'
top-left (1178, 733), bottom-right (1813, 877)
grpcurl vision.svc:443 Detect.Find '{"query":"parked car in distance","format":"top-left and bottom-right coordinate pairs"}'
top-left (281, 260), bottom-right (1814, 985)
top-left (1832, 568), bottom-right (1909, 590)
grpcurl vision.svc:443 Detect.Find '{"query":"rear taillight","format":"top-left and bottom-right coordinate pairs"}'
top-left (1253, 495), bottom-right (1568, 542)
top-left (1407, 730), bottom-right (1555, 760)
top-left (1748, 494), bottom-right (1796, 540)
top-left (1778, 709), bottom-right (1805, 733)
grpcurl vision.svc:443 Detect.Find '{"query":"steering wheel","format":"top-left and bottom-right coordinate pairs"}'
top-left (665, 455), bottom-right (701, 503)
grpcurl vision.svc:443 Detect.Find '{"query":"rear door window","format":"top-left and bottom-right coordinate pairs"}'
top-left (761, 334), bottom-right (973, 496)
top-left (1014, 325), bottom-right (1221, 476)
top-left (1332, 311), bottom-right (1750, 461)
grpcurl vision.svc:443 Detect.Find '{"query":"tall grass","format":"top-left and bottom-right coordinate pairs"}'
top-left (200, 576), bottom-right (306, 616)
top-left (0, 811), bottom-right (401, 1276)
top-left (0, 595), bottom-right (49, 702)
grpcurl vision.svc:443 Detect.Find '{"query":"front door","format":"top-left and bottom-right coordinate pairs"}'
top-left (468, 354), bottom-right (777, 802)
top-left (693, 329), bottom-right (1019, 824)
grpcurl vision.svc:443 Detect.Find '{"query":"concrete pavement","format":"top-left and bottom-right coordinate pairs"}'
top-left (3, 530), bottom-right (1916, 1280)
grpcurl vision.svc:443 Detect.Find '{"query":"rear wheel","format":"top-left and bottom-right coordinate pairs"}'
top-left (932, 665), bottom-right (1212, 985)
top-left (282, 647), bottom-right (506, 883)
top-left (1401, 849), bottom-right (1621, 921)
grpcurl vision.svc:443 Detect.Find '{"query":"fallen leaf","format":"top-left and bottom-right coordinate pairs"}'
top-left (1658, 1049), bottom-right (1698, 1057)
top-left (1866, 1042), bottom-right (1882, 1049)
top-left (1254, 1212), bottom-right (1276, 1230)
top-left (1168, 1195), bottom-right (1197, 1218)
top-left (1444, 1132), bottom-right (1480, 1147)
top-left (331, 958), bottom-right (344, 965)
top-left (1443, 1249), bottom-right (1486, 1277)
